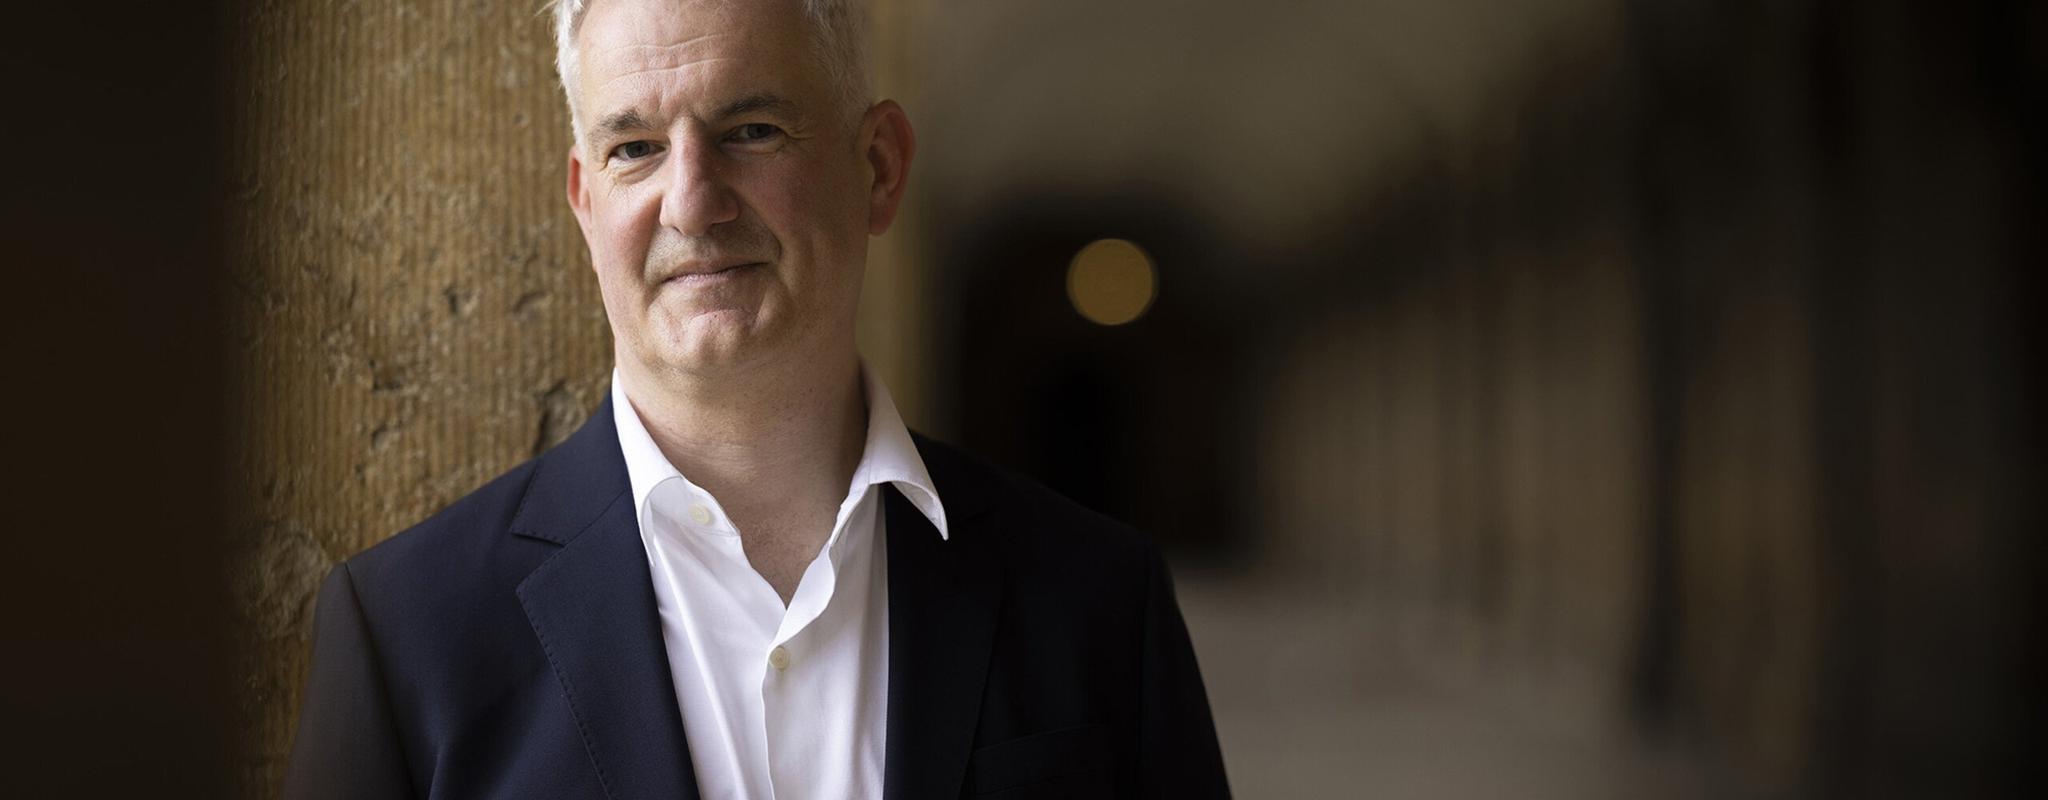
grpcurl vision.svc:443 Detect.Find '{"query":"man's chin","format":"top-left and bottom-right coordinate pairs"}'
top-left (647, 314), bottom-right (773, 375)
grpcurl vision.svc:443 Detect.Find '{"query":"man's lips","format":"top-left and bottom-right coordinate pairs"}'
top-left (662, 262), bottom-right (764, 283)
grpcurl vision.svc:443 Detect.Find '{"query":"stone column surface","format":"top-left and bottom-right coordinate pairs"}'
top-left (225, 1), bottom-right (604, 796)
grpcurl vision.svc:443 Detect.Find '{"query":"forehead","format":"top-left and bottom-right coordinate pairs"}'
top-left (576, 0), bottom-right (820, 120)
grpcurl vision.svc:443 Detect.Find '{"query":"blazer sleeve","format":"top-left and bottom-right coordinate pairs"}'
top-left (282, 563), bottom-right (418, 800)
top-left (1136, 546), bottom-right (1232, 798)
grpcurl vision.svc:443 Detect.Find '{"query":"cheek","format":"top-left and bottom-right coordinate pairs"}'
top-left (589, 192), bottom-right (660, 281)
top-left (581, 202), bottom-right (665, 341)
top-left (758, 165), bottom-right (868, 277)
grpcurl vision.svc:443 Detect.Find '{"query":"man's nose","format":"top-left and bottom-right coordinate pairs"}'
top-left (659, 140), bottom-right (740, 237)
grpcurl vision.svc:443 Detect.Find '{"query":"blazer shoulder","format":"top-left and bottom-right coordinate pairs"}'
top-left (911, 432), bottom-right (1155, 564)
top-left (341, 454), bottom-right (549, 601)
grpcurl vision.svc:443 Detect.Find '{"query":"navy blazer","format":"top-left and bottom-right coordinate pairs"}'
top-left (282, 396), bottom-right (1229, 799)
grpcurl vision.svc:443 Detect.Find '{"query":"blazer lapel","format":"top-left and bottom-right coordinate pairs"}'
top-left (884, 440), bottom-right (1005, 800)
top-left (511, 396), bottom-right (700, 800)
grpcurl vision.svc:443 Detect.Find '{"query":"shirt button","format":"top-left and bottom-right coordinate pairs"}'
top-left (768, 645), bottom-right (791, 671)
top-left (688, 504), bottom-right (713, 526)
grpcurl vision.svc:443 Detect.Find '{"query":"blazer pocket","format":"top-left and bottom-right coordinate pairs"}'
top-left (965, 723), bottom-right (1115, 799)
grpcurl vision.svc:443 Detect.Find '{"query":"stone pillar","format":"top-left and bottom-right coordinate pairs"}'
top-left (225, 1), bottom-right (627, 795)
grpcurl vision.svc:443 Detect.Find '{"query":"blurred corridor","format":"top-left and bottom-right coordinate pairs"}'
top-left (902, 0), bottom-right (2039, 796)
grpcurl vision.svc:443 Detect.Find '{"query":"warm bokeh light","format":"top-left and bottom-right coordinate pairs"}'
top-left (1066, 238), bottom-right (1157, 326)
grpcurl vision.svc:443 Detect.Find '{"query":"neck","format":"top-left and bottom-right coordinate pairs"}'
top-left (618, 347), bottom-right (868, 527)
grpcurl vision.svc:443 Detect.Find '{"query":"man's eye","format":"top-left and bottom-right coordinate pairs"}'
top-left (610, 140), bottom-right (661, 161)
top-left (730, 123), bottom-right (783, 143)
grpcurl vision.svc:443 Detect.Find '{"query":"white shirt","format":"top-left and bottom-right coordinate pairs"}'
top-left (610, 364), bottom-right (948, 800)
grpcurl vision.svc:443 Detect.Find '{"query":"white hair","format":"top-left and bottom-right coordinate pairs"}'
top-left (548, 0), bottom-right (871, 142)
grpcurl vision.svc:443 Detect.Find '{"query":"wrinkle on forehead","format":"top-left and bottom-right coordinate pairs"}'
top-left (598, 57), bottom-right (738, 94)
top-left (588, 34), bottom-right (735, 81)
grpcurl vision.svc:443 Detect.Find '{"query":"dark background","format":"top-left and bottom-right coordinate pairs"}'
top-left (2, 2), bottom-right (232, 797)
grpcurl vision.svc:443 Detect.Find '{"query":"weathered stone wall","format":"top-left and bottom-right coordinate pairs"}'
top-left (224, 2), bottom-right (603, 794)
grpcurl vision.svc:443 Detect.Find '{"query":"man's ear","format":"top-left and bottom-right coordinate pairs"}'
top-left (566, 142), bottom-right (596, 252)
top-left (861, 100), bottom-right (917, 236)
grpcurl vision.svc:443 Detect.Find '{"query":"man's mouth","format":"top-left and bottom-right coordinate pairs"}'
top-left (664, 262), bottom-right (764, 284)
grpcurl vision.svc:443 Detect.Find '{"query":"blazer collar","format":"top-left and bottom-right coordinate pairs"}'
top-left (508, 393), bottom-right (633, 546)
top-left (510, 396), bottom-right (701, 800)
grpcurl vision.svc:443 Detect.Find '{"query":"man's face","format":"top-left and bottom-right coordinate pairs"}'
top-left (566, 0), bottom-right (881, 379)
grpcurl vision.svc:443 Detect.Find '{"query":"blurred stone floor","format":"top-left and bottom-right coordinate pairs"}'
top-left (1173, 568), bottom-right (1776, 799)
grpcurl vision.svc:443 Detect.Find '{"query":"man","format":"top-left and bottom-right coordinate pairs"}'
top-left (283, 0), bottom-right (1229, 797)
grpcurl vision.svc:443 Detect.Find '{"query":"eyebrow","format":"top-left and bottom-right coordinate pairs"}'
top-left (592, 108), bottom-right (654, 139)
top-left (714, 92), bottom-right (800, 121)
top-left (591, 93), bottom-right (802, 140)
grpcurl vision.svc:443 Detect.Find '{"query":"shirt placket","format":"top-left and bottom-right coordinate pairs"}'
top-left (758, 487), bottom-right (878, 799)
